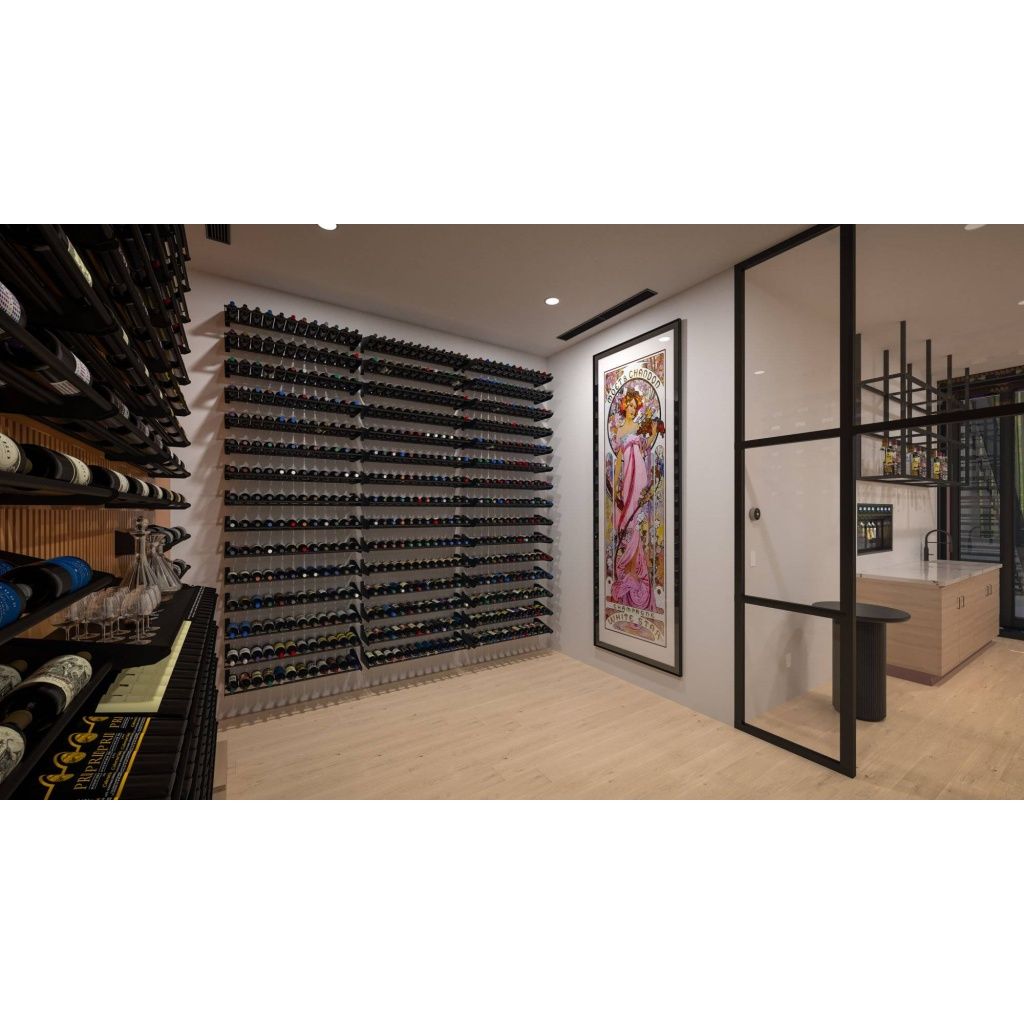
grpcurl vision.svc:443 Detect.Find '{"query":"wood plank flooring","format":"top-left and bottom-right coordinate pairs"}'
top-left (220, 640), bottom-right (1024, 799)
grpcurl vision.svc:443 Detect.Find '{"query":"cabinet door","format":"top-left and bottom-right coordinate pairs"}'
top-left (939, 583), bottom-right (965, 676)
top-left (958, 574), bottom-right (998, 663)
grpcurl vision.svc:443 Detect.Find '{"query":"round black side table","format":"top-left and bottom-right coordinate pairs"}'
top-left (812, 601), bottom-right (911, 723)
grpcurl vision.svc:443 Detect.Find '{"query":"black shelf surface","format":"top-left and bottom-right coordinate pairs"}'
top-left (463, 603), bottom-right (553, 627)
top-left (463, 585), bottom-right (553, 607)
top-left (858, 475), bottom-right (953, 488)
top-left (225, 615), bottom-right (361, 641)
top-left (225, 360), bottom-right (361, 397)
top-left (0, 571), bottom-right (116, 649)
top-left (224, 414), bottom-right (362, 440)
top-left (224, 494), bottom-right (554, 508)
top-left (463, 620), bottom-right (554, 646)
top-left (224, 544), bottom-right (360, 560)
top-left (225, 331), bottom-right (362, 371)
top-left (362, 641), bottom-right (466, 669)
top-left (361, 616), bottom-right (461, 645)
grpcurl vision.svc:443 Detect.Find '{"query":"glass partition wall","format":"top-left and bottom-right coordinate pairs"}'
top-left (737, 224), bottom-right (1024, 777)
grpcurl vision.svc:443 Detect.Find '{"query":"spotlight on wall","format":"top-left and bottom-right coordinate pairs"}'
top-left (964, 224), bottom-right (986, 231)
top-left (317, 223), bottom-right (337, 231)
top-left (545, 297), bottom-right (560, 306)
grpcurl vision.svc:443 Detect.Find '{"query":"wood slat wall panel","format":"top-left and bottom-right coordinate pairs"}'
top-left (0, 415), bottom-right (171, 638)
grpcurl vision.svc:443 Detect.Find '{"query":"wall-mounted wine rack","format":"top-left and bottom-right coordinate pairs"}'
top-left (220, 302), bottom-right (555, 700)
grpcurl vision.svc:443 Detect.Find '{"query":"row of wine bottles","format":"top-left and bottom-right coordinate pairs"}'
top-left (225, 381), bottom-right (553, 426)
top-left (0, 271), bottom-right (189, 436)
top-left (225, 439), bottom-right (550, 473)
top-left (225, 630), bottom-right (360, 665)
top-left (224, 585), bottom-right (361, 612)
top-left (224, 514), bottom-right (553, 530)
top-left (0, 651), bottom-right (94, 785)
top-left (880, 442), bottom-right (949, 481)
top-left (225, 304), bottom-right (553, 386)
top-left (223, 551), bottom-right (553, 585)
top-left (0, 556), bottom-right (93, 629)
top-left (225, 330), bottom-right (361, 370)
top-left (224, 411), bottom-right (553, 450)
top-left (225, 302), bottom-right (361, 345)
top-left (361, 603), bottom-right (551, 642)
top-left (224, 465), bottom-right (553, 490)
top-left (0, 433), bottom-right (184, 502)
top-left (225, 585), bottom-right (552, 633)
top-left (224, 491), bottom-right (554, 507)
top-left (224, 533), bottom-right (553, 557)
top-left (225, 609), bottom-right (361, 639)
top-left (225, 648), bottom-right (364, 692)
top-left (149, 525), bottom-right (189, 549)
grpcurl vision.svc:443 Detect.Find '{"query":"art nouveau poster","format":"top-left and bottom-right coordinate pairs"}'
top-left (593, 320), bottom-right (682, 675)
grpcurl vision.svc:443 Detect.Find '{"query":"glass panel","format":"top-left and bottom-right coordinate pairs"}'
top-left (744, 228), bottom-right (840, 441)
top-left (957, 399), bottom-right (1000, 563)
top-left (1014, 391), bottom-right (1024, 624)
top-left (744, 603), bottom-right (840, 760)
top-left (745, 438), bottom-right (840, 608)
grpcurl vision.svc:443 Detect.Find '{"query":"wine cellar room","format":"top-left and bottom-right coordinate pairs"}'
top-left (2, 223), bottom-right (1024, 800)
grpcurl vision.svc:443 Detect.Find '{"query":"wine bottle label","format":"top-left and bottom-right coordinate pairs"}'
top-left (66, 238), bottom-right (93, 287)
top-left (0, 431), bottom-right (24, 473)
top-left (26, 655), bottom-right (93, 707)
top-left (0, 582), bottom-right (25, 629)
top-left (0, 724), bottom-right (26, 785)
top-left (64, 455), bottom-right (92, 486)
top-left (0, 662), bottom-right (24, 701)
top-left (0, 280), bottom-right (24, 327)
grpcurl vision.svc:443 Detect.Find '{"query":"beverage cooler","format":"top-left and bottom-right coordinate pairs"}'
top-left (857, 503), bottom-right (893, 555)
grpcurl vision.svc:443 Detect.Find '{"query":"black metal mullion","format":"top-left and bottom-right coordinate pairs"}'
top-left (734, 265), bottom-right (746, 729)
top-left (838, 224), bottom-right (857, 778)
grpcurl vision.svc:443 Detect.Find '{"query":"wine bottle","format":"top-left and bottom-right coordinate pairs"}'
top-left (0, 431), bottom-right (28, 474)
top-left (0, 326), bottom-right (93, 396)
top-left (0, 659), bottom-right (29, 701)
top-left (19, 443), bottom-right (92, 486)
top-left (0, 708), bottom-right (30, 784)
top-left (0, 555), bottom-right (92, 609)
top-left (0, 651), bottom-right (93, 731)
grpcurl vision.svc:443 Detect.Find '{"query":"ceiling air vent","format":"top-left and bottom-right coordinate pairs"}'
top-left (556, 288), bottom-right (658, 342)
top-left (205, 225), bottom-right (231, 245)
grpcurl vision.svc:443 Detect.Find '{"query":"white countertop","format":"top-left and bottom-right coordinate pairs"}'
top-left (858, 560), bottom-right (1002, 587)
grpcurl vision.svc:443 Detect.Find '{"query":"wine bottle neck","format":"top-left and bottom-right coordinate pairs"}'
top-left (3, 709), bottom-right (33, 732)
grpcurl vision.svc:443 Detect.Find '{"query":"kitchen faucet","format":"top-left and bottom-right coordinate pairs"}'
top-left (923, 528), bottom-right (951, 562)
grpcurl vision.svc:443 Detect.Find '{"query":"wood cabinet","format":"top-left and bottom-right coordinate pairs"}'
top-left (857, 568), bottom-right (1000, 683)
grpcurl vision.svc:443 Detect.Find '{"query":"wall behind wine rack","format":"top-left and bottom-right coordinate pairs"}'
top-left (0, 415), bottom-right (171, 637)
top-left (173, 269), bottom-right (557, 717)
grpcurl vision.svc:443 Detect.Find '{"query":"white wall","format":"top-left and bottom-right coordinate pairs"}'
top-left (174, 269), bottom-right (553, 716)
top-left (548, 271), bottom-right (735, 724)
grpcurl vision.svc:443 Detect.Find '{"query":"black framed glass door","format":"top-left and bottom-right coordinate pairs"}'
top-left (734, 225), bottom-right (857, 777)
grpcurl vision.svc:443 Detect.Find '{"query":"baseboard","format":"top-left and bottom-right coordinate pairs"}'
top-left (888, 641), bottom-right (994, 687)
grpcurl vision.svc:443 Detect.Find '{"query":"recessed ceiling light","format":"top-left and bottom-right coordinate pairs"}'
top-left (964, 224), bottom-right (985, 231)
top-left (317, 223), bottom-right (337, 231)
top-left (753, 369), bottom-right (766, 375)
top-left (545, 297), bottom-right (560, 306)
top-left (1018, 300), bottom-right (1024, 306)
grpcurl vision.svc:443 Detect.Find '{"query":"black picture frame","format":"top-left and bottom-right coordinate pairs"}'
top-left (592, 319), bottom-right (683, 676)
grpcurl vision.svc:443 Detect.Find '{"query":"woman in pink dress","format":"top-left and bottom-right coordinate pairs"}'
top-left (609, 387), bottom-right (662, 612)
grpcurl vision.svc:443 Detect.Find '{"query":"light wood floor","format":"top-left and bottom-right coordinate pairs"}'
top-left (219, 640), bottom-right (1024, 799)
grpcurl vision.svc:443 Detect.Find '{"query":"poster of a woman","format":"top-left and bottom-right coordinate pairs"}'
top-left (593, 321), bottom-right (682, 675)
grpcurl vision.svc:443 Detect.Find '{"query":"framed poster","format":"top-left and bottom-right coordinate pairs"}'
top-left (593, 319), bottom-right (682, 675)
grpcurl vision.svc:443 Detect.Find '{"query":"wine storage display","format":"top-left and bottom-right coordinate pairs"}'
top-left (220, 301), bottom-right (555, 698)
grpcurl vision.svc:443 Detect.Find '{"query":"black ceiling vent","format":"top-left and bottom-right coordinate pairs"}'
top-left (205, 225), bottom-right (231, 244)
top-left (557, 288), bottom-right (658, 342)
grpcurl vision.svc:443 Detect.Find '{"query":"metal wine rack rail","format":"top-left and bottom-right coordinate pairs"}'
top-left (220, 302), bottom-right (555, 699)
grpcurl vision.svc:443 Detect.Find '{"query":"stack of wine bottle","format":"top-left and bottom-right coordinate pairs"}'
top-left (0, 225), bottom-right (193, 474)
top-left (220, 300), bottom-right (555, 694)
top-left (0, 649), bottom-right (95, 786)
top-left (0, 431), bottom-right (186, 504)
top-left (0, 554), bottom-right (94, 630)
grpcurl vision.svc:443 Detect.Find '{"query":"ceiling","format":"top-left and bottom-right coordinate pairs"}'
top-left (185, 224), bottom-right (807, 355)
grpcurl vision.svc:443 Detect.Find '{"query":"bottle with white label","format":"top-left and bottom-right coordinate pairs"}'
top-left (0, 710), bottom-right (30, 786)
top-left (0, 325), bottom-right (92, 396)
top-left (0, 660), bottom-right (28, 701)
top-left (0, 651), bottom-right (94, 735)
top-left (0, 430), bottom-right (28, 474)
